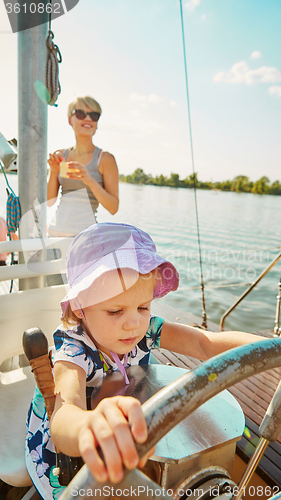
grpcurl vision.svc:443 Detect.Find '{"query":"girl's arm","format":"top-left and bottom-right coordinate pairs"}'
top-left (50, 361), bottom-right (150, 483)
top-left (67, 152), bottom-right (119, 214)
top-left (160, 321), bottom-right (266, 361)
top-left (47, 150), bottom-right (64, 206)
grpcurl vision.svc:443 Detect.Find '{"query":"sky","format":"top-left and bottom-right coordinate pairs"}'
top-left (0, 0), bottom-right (281, 182)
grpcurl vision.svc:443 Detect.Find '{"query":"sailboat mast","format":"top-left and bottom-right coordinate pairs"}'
top-left (17, 9), bottom-right (48, 289)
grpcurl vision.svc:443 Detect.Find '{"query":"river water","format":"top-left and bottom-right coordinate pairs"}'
top-left (1, 174), bottom-right (281, 332)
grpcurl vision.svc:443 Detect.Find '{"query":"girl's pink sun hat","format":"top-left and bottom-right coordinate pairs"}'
top-left (60, 222), bottom-right (179, 318)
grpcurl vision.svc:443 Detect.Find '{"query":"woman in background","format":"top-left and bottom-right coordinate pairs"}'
top-left (47, 96), bottom-right (119, 237)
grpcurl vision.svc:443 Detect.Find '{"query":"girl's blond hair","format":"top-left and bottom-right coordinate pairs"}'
top-left (62, 269), bottom-right (160, 329)
top-left (67, 96), bottom-right (102, 119)
top-left (62, 303), bottom-right (82, 329)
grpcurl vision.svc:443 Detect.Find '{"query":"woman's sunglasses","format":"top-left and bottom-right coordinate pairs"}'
top-left (72, 109), bottom-right (100, 122)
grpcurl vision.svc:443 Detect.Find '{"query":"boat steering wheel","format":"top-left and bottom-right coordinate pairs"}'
top-left (55, 337), bottom-right (281, 500)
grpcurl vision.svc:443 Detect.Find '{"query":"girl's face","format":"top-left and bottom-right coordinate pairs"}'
top-left (80, 276), bottom-right (154, 360)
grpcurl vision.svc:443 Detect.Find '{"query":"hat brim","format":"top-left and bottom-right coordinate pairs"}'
top-left (60, 252), bottom-right (179, 319)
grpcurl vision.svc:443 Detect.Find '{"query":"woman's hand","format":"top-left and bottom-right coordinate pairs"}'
top-left (47, 150), bottom-right (64, 204)
top-left (66, 161), bottom-right (93, 186)
top-left (78, 396), bottom-right (155, 484)
top-left (62, 153), bottom-right (119, 214)
top-left (48, 151), bottom-right (64, 176)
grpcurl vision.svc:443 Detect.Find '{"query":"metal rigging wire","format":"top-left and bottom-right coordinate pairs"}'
top-left (179, 0), bottom-right (207, 328)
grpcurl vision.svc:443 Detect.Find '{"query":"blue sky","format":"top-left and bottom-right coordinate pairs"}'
top-left (0, 0), bottom-right (280, 182)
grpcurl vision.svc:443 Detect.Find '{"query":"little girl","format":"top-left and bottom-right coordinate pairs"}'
top-left (25, 222), bottom-right (264, 500)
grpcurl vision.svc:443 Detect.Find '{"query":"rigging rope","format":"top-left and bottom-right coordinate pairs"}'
top-left (0, 161), bottom-right (21, 292)
top-left (46, 4), bottom-right (62, 106)
top-left (179, 0), bottom-right (208, 328)
top-left (0, 163), bottom-right (21, 238)
top-left (46, 30), bottom-right (62, 106)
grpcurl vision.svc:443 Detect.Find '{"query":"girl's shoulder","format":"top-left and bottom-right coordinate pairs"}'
top-left (53, 323), bottom-right (98, 355)
top-left (138, 316), bottom-right (164, 351)
top-left (54, 322), bottom-right (83, 339)
top-left (147, 315), bottom-right (165, 336)
top-left (53, 324), bottom-right (103, 380)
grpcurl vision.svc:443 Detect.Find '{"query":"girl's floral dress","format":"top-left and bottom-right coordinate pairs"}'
top-left (25, 316), bottom-right (164, 500)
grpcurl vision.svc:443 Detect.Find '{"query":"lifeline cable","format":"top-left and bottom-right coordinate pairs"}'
top-left (179, 0), bottom-right (207, 328)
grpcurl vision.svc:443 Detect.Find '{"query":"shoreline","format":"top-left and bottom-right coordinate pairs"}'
top-left (120, 170), bottom-right (281, 196)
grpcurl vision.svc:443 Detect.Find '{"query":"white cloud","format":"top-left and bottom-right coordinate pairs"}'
top-left (130, 109), bottom-right (141, 117)
top-left (250, 50), bottom-right (262, 60)
top-left (130, 92), bottom-right (162, 103)
top-left (170, 101), bottom-right (177, 106)
top-left (130, 92), bottom-right (146, 101)
top-left (184, 0), bottom-right (201, 11)
top-left (201, 14), bottom-right (207, 21)
top-left (104, 113), bottom-right (164, 134)
top-left (268, 86), bottom-right (281, 97)
top-left (148, 94), bottom-right (162, 103)
top-left (213, 61), bottom-right (281, 85)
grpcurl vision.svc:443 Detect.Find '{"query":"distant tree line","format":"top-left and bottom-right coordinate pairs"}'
top-left (120, 169), bottom-right (281, 195)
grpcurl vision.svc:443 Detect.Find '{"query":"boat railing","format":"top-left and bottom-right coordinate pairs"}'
top-left (0, 237), bottom-right (73, 284)
top-left (220, 249), bottom-right (281, 332)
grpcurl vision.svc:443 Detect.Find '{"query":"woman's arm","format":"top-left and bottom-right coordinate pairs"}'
top-left (47, 150), bottom-right (64, 206)
top-left (67, 152), bottom-right (119, 214)
top-left (50, 361), bottom-right (150, 483)
top-left (97, 152), bottom-right (119, 214)
top-left (160, 321), bottom-right (266, 361)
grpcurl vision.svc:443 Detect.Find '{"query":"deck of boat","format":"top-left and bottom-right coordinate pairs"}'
top-left (151, 301), bottom-right (281, 490)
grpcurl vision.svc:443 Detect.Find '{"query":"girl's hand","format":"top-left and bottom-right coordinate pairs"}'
top-left (78, 396), bottom-right (155, 484)
top-left (48, 151), bottom-right (64, 175)
top-left (66, 161), bottom-right (93, 186)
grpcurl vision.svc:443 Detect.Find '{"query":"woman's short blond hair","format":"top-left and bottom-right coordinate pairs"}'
top-left (68, 96), bottom-right (102, 119)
